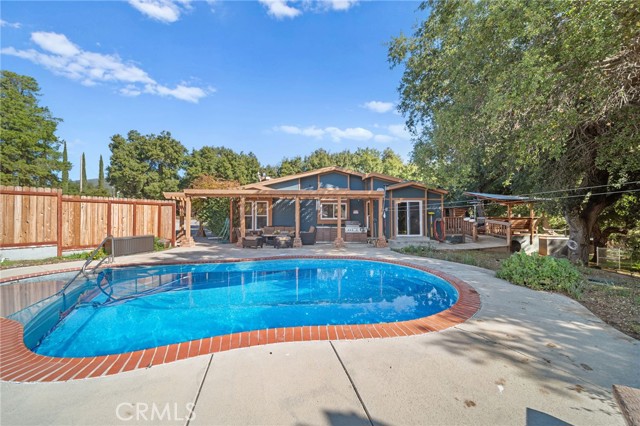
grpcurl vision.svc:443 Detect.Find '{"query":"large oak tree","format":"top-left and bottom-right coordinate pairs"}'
top-left (390, 0), bottom-right (640, 264)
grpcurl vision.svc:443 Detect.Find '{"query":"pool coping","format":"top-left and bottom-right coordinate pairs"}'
top-left (0, 256), bottom-right (481, 383)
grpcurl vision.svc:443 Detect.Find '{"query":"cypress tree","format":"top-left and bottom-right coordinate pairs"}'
top-left (81, 153), bottom-right (87, 193)
top-left (62, 141), bottom-right (69, 192)
top-left (98, 155), bottom-right (104, 189)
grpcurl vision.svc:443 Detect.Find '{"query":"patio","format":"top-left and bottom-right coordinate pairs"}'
top-left (1, 242), bottom-right (638, 425)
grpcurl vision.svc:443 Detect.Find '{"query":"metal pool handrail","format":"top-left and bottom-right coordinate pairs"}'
top-left (59, 235), bottom-right (114, 309)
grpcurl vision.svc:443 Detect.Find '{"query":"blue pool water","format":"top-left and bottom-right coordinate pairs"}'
top-left (34, 259), bottom-right (458, 357)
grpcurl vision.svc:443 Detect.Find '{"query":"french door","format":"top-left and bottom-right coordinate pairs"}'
top-left (395, 201), bottom-right (423, 236)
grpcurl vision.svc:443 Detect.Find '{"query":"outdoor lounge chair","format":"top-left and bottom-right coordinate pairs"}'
top-left (235, 228), bottom-right (264, 249)
top-left (300, 226), bottom-right (316, 245)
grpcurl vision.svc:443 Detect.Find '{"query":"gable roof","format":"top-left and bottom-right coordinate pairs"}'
top-left (386, 181), bottom-right (449, 194)
top-left (242, 166), bottom-right (366, 189)
top-left (362, 172), bottom-right (403, 183)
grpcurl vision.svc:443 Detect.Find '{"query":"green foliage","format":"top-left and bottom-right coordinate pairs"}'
top-left (107, 130), bottom-right (186, 199)
top-left (61, 141), bottom-right (70, 192)
top-left (389, 0), bottom-right (640, 264)
top-left (0, 70), bottom-right (63, 187)
top-left (98, 155), bottom-right (105, 190)
top-left (182, 146), bottom-right (260, 187)
top-left (153, 237), bottom-right (169, 251)
top-left (497, 252), bottom-right (585, 298)
top-left (267, 147), bottom-right (419, 181)
top-left (81, 152), bottom-right (87, 192)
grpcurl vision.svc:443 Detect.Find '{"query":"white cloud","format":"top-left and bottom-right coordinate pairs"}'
top-left (128, 0), bottom-right (192, 23)
top-left (325, 1), bottom-right (358, 12)
top-left (259, 0), bottom-right (358, 19)
top-left (0, 20), bottom-right (21, 29)
top-left (373, 134), bottom-right (394, 143)
top-left (274, 124), bottom-right (398, 143)
top-left (32, 32), bottom-right (81, 56)
top-left (387, 124), bottom-right (411, 140)
top-left (362, 101), bottom-right (394, 114)
top-left (259, 0), bottom-right (302, 19)
top-left (276, 125), bottom-right (325, 138)
top-left (325, 126), bottom-right (373, 142)
top-left (1, 31), bottom-right (210, 103)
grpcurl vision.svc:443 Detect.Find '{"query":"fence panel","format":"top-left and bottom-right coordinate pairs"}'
top-left (0, 186), bottom-right (176, 254)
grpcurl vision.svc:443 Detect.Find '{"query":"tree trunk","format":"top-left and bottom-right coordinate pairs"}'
top-left (565, 211), bottom-right (592, 265)
top-left (564, 197), bottom-right (610, 265)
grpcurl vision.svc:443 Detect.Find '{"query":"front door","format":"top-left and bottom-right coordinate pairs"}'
top-left (396, 201), bottom-right (422, 236)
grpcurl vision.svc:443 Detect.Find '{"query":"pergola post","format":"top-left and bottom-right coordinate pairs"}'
top-left (529, 202), bottom-right (535, 244)
top-left (183, 197), bottom-right (194, 247)
top-left (293, 197), bottom-right (302, 248)
top-left (334, 196), bottom-right (345, 248)
top-left (375, 198), bottom-right (388, 248)
top-left (229, 198), bottom-right (234, 241)
top-left (237, 197), bottom-right (245, 247)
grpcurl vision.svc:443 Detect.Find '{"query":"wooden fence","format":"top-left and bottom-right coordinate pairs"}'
top-left (0, 186), bottom-right (176, 256)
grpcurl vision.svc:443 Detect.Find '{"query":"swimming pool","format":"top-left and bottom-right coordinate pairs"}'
top-left (32, 259), bottom-right (458, 357)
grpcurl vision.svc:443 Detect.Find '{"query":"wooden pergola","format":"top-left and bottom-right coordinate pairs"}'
top-left (164, 188), bottom-right (388, 248)
top-left (464, 192), bottom-right (540, 244)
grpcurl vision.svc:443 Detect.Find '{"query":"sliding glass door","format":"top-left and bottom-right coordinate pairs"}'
top-left (396, 201), bottom-right (423, 236)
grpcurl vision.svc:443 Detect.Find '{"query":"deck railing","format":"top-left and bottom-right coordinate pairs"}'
top-left (443, 217), bottom-right (478, 242)
top-left (485, 220), bottom-right (511, 246)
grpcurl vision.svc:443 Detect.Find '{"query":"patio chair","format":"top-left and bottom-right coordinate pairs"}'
top-left (300, 226), bottom-right (317, 245)
top-left (235, 228), bottom-right (264, 249)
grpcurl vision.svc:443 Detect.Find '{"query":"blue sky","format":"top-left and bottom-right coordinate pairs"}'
top-left (1, 1), bottom-right (424, 179)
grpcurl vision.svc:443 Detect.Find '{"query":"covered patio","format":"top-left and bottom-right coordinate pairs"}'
top-left (164, 188), bottom-right (389, 249)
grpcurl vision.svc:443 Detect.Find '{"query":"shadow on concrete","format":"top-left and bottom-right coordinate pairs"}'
top-left (526, 407), bottom-right (570, 426)
top-left (296, 409), bottom-right (390, 426)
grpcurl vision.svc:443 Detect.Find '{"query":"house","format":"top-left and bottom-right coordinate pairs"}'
top-left (164, 166), bottom-right (447, 248)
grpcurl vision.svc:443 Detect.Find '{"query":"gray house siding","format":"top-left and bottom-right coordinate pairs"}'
top-left (271, 199), bottom-right (295, 226)
top-left (267, 179), bottom-right (299, 190)
top-left (319, 172), bottom-right (348, 189)
top-left (300, 176), bottom-right (317, 190)
top-left (390, 187), bottom-right (426, 199)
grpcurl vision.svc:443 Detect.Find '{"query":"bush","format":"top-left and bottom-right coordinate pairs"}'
top-left (496, 251), bottom-right (585, 299)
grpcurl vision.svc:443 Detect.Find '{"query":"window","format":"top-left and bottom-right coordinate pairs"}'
top-left (320, 201), bottom-right (347, 220)
top-left (244, 201), bottom-right (269, 230)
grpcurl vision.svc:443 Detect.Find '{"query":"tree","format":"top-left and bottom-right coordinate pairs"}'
top-left (278, 156), bottom-right (304, 177)
top-left (61, 141), bottom-right (70, 192)
top-left (188, 175), bottom-right (240, 237)
top-left (98, 155), bottom-right (105, 190)
top-left (183, 146), bottom-right (260, 187)
top-left (0, 70), bottom-right (63, 187)
top-left (389, 0), bottom-right (640, 264)
top-left (305, 149), bottom-right (333, 170)
top-left (107, 130), bottom-right (186, 199)
top-left (81, 153), bottom-right (87, 193)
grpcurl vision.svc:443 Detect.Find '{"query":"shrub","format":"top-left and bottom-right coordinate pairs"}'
top-left (496, 251), bottom-right (585, 299)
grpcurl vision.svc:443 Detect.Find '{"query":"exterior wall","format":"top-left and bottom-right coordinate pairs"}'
top-left (426, 190), bottom-right (444, 239)
top-left (348, 199), bottom-right (365, 225)
top-left (319, 172), bottom-right (348, 189)
top-left (271, 199), bottom-right (295, 226)
top-left (300, 200), bottom-right (317, 231)
top-left (372, 178), bottom-right (395, 191)
top-left (390, 187), bottom-right (426, 199)
top-left (266, 179), bottom-right (299, 190)
top-left (349, 176), bottom-right (364, 190)
top-left (300, 176), bottom-right (317, 190)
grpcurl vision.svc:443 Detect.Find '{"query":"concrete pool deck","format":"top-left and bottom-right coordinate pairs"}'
top-left (1, 243), bottom-right (639, 425)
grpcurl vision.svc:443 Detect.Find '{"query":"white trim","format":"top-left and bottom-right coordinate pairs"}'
top-left (394, 200), bottom-right (423, 236)
top-left (244, 200), bottom-right (269, 230)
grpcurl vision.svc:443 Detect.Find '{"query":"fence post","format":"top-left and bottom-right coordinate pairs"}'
top-left (56, 189), bottom-right (63, 257)
top-left (171, 203), bottom-right (176, 247)
top-left (132, 201), bottom-right (137, 236)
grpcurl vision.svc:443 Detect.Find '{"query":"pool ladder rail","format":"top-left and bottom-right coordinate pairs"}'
top-left (60, 235), bottom-right (115, 310)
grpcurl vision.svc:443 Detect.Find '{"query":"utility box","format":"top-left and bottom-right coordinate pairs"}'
top-left (538, 235), bottom-right (568, 256)
top-left (105, 235), bottom-right (155, 258)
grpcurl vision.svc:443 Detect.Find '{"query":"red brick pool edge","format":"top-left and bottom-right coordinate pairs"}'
top-left (0, 256), bottom-right (481, 383)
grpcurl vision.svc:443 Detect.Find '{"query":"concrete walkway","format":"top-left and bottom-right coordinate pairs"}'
top-left (1, 243), bottom-right (638, 425)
